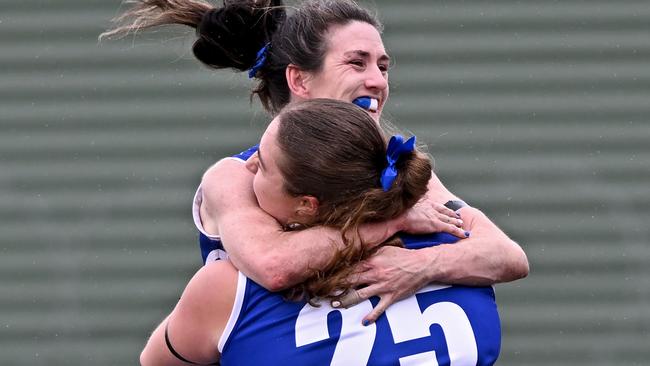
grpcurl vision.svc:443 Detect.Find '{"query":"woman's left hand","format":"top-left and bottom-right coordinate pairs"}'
top-left (401, 199), bottom-right (467, 238)
top-left (333, 245), bottom-right (432, 325)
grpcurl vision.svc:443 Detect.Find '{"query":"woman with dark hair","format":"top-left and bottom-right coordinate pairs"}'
top-left (140, 99), bottom-right (501, 365)
top-left (103, 0), bottom-right (528, 324)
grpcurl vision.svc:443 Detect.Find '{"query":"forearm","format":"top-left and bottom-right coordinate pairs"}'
top-left (219, 210), bottom-right (405, 290)
top-left (422, 173), bottom-right (528, 285)
top-left (420, 206), bottom-right (529, 285)
top-left (203, 159), bottom-right (403, 291)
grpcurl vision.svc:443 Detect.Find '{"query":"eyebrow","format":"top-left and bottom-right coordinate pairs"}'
top-left (343, 50), bottom-right (391, 64)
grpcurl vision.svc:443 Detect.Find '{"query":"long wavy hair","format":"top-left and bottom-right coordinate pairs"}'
top-left (273, 99), bottom-right (432, 303)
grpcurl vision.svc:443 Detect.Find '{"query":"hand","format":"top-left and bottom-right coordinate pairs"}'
top-left (332, 246), bottom-right (432, 325)
top-left (401, 198), bottom-right (468, 238)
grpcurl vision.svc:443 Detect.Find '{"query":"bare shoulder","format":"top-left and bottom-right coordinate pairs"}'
top-left (200, 158), bottom-right (257, 228)
top-left (185, 260), bottom-right (239, 304)
top-left (202, 158), bottom-right (250, 189)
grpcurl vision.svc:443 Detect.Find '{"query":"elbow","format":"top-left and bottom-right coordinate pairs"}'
top-left (249, 255), bottom-right (293, 292)
top-left (515, 249), bottom-right (530, 279)
top-left (261, 259), bottom-right (294, 291)
top-left (502, 241), bottom-right (529, 282)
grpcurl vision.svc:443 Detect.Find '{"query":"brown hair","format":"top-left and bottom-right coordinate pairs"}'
top-left (274, 99), bottom-right (432, 302)
top-left (101, 0), bottom-right (382, 114)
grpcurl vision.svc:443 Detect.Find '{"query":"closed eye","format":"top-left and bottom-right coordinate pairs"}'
top-left (349, 59), bottom-right (365, 68)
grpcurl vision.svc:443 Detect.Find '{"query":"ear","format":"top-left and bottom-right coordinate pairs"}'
top-left (286, 64), bottom-right (311, 100)
top-left (295, 195), bottom-right (319, 219)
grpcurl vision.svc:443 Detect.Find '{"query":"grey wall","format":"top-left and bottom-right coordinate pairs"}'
top-left (1, 0), bottom-right (648, 365)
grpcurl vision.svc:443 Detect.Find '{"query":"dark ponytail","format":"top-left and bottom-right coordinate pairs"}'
top-left (193, 1), bottom-right (285, 72)
top-left (101, 0), bottom-right (285, 73)
top-left (102, 0), bottom-right (382, 115)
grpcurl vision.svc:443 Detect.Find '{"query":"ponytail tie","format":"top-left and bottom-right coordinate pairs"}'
top-left (248, 42), bottom-right (270, 78)
top-left (380, 135), bottom-right (416, 191)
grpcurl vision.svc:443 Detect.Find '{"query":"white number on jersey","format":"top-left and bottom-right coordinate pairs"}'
top-left (295, 299), bottom-right (376, 365)
top-left (295, 285), bottom-right (478, 366)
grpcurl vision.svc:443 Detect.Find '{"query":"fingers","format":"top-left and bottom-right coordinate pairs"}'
top-left (331, 283), bottom-right (380, 309)
top-left (347, 270), bottom-right (375, 287)
top-left (350, 260), bottom-right (373, 274)
top-left (346, 263), bottom-right (374, 288)
top-left (441, 222), bottom-right (470, 238)
top-left (433, 203), bottom-right (458, 219)
top-left (331, 289), bottom-right (363, 309)
top-left (432, 203), bottom-right (463, 227)
top-left (333, 290), bottom-right (397, 326)
top-left (435, 212), bottom-right (464, 228)
top-left (362, 295), bottom-right (393, 326)
top-left (330, 287), bottom-right (406, 326)
top-left (432, 203), bottom-right (469, 237)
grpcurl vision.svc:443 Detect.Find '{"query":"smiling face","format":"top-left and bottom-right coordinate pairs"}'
top-left (301, 21), bottom-right (390, 121)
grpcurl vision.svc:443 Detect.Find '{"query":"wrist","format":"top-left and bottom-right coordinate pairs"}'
top-left (359, 215), bottom-right (405, 247)
top-left (418, 246), bottom-right (443, 283)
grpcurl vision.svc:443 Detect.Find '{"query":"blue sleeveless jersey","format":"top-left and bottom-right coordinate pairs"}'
top-left (219, 232), bottom-right (501, 366)
top-left (199, 145), bottom-right (501, 364)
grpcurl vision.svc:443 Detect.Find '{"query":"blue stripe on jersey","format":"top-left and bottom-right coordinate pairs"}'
top-left (220, 234), bottom-right (501, 366)
top-left (400, 232), bottom-right (460, 250)
top-left (232, 144), bottom-right (259, 161)
top-left (198, 145), bottom-right (259, 264)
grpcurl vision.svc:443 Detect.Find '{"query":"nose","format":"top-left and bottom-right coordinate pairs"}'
top-left (245, 153), bottom-right (258, 174)
top-left (364, 65), bottom-right (388, 91)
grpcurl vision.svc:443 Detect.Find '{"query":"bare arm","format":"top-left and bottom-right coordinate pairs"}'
top-left (422, 173), bottom-right (529, 284)
top-left (199, 159), bottom-right (462, 292)
top-left (341, 172), bottom-right (529, 324)
top-left (140, 261), bottom-right (237, 366)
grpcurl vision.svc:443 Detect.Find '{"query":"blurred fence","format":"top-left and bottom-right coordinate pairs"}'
top-left (1, 0), bottom-right (648, 365)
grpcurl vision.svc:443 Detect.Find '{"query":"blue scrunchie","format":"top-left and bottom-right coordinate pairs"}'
top-left (248, 43), bottom-right (270, 79)
top-left (380, 135), bottom-right (416, 191)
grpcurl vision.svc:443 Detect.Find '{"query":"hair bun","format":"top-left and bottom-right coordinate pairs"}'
top-left (192, 2), bottom-right (276, 71)
top-left (197, 8), bottom-right (224, 36)
top-left (391, 151), bottom-right (432, 209)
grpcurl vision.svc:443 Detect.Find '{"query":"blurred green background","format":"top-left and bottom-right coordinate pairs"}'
top-left (1, 0), bottom-right (648, 365)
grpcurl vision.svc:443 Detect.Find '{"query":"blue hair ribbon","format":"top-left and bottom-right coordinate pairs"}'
top-left (380, 135), bottom-right (416, 191)
top-left (248, 43), bottom-right (270, 79)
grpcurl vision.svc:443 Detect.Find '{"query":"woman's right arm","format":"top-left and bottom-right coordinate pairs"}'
top-left (140, 261), bottom-right (237, 366)
top-left (199, 158), bottom-right (463, 291)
